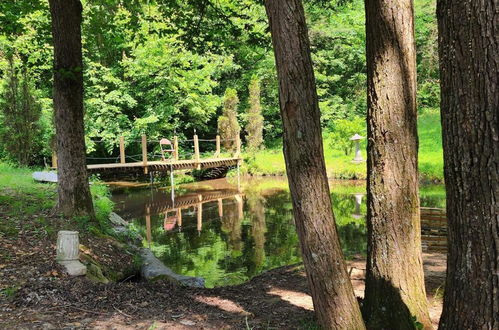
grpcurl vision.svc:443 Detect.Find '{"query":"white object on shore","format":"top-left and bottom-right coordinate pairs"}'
top-left (56, 231), bottom-right (87, 276)
top-left (32, 171), bottom-right (58, 183)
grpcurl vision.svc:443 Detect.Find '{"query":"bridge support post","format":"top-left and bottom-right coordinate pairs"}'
top-left (119, 136), bottom-right (125, 164)
top-left (52, 150), bottom-right (57, 169)
top-left (193, 134), bottom-right (201, 169)
top-left (142, 134), bottom-right (148, 174)
top-left (173, 136), bottom-right (179, 161)
top-left (215, 135), bottom-right (221, 158)
top-left (234, 134), bottom-right (241, 158)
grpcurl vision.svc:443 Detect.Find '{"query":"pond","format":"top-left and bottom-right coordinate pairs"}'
top-left (111, 177), bottom-right (446, 288)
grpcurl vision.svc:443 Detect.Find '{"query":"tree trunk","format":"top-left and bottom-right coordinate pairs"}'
top-left (49, 0), bottom-right (94, 217)
top-left (363, 0), bottom-right (431, 328)
top-left (264, 1), bottom-right (365, 329)
top-left (437, 0), bottom-right (498, 329)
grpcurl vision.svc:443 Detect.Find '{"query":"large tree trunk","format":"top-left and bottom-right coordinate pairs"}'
top-left (264, 1), bottom-right (365, 328)
top-left (49, 0), bottom-right (94, 217)
top-left (363, 0), bottom-right (431, 328)
top-left (437, 0), bottom-right (498, 329)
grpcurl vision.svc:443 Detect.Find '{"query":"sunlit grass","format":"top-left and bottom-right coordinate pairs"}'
top-left (243, 111), bottom-right (444, 181)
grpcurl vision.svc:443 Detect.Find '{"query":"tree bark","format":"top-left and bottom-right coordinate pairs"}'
top-left (363, 0), bottom-right (431, 328)
top-left (264, 1), bottom-right (365, 329)
top-left (437, 0), bottom-right (498, 329)
top-left (49, 0), bottom-right (94, 217)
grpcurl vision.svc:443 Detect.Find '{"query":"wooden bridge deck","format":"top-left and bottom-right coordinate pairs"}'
top-left (86, 157), bottom-right (240, 173)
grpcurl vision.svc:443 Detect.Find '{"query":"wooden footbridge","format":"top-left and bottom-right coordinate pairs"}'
top-left (52, 134), bottom-right (242, 175)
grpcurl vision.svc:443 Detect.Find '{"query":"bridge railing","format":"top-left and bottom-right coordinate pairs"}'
top-left (51, 133), bottom-right (242, 168)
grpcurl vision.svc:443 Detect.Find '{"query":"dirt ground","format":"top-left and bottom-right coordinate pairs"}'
top-left (0, 247), bottom-right (446, 329)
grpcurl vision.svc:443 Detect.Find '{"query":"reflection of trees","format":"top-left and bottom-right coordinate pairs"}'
top-left (221, 200), bottom-right (243, 254)
top-left (331, 193), bottom-right (367, 257)
top-left (246, 193), bottom-right (267, 273)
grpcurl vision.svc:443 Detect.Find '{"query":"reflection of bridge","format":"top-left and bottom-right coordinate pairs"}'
top-left (112, 179), bottom-right (245, 243)
top-left (52, 134), bottom-right (242, 175)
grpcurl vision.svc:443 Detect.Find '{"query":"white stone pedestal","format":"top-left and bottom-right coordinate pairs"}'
top-left (56, 231), bottom-right (87, 276)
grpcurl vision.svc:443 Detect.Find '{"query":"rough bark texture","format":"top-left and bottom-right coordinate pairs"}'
top-left (264, 1), bottom-right (365, 329)
top-left (437, 0), bottom-right (498, 329)
top-left (49, 0), bottom-right (94, 217)
top-left (364, 0), bottom-right (431, 328)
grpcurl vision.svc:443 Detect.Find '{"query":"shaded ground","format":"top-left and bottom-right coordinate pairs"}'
top-left (1, 188), bottom-right (446, 329)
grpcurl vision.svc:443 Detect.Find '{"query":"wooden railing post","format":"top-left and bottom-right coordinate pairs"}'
top-left (141, 134), bottom-right (148, 174)
top-left (193, 134), bottom-right (200, 164)
top-left (52, 150), bottom-right (57, 169)
top-left (214, 135), bottom-right (221, 158)
top-left (234, 134), bottom-right (241, 158)
top-left (119, 136), bottom-right (125, 164)
top-left (173, 136), bottom-right (179, 161)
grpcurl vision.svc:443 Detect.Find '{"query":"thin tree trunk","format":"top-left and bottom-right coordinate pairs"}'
top-left (363, 0), bottom-right (431, 328)
top-left (264, 1), bottom-right (365, 328)
top-left (437, 0), bottom-right (498, 328)
top-left (49, 0), bottom-right (94, 217)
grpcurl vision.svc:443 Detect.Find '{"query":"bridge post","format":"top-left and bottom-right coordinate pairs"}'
top-left (193, 134), bottom-right (201, 168)
top-left (119, 136), bottom-right (125, 164)
top-left (141, 134), bottom-right (148, 174)
top-left (52, 150), bottom-right (57, 169)
top-left (173, 136), bottom-right (179, 161)
top-left (234, 134), bottom-right (241, 158)
top-left (215, 135), bottom-right (221, 158)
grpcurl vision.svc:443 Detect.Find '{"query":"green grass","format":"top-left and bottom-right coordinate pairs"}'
top-left (242, 110), bottom-right (444, 181)
top-left (0, 162), bottom-right (115, 237)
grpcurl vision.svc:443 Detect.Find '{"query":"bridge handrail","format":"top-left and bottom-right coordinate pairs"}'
top-left (52, 133), bottom-right (242, 169)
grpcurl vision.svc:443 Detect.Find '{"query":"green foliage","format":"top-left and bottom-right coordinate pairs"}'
top-left (0, 0), bottom-right (442, 170)
top-left (0, 55), bottom-right (42, 166)
top-left (245, 76), bottom-right (264, 151)
top-left (218, 88), bottom-right (241, 150)
top-left (329, 116), bottom-right (366, 155)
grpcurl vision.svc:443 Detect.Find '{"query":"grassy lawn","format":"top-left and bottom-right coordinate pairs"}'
top-left (0, 162), bottom-right (114, 238)
top-left (242, 110), bottom-right (444, 181)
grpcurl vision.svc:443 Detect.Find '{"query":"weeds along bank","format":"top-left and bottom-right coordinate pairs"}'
top-left (241, 110), bottom-right (444, 182)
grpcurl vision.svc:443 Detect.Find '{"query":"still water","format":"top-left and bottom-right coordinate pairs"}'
top-left (111, 177), bottom-right (445, 288)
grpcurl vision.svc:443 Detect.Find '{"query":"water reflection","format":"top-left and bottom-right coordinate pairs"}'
top-left (111, 178), bottom-right (446, 288)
